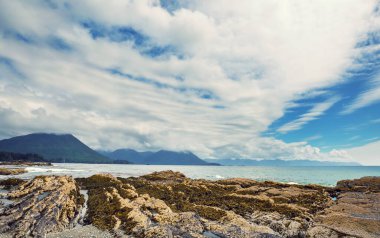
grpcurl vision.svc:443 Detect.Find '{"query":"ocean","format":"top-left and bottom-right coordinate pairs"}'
top-left (3, 163), bottom-right (380, 186)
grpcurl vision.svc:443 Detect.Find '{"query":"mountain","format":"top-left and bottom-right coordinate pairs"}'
top-left (146, 150), bottom-right (210, 165)
top-left (0, 133), bottom-right (110, 163)
top-left (204, 159), bottom-right (361, 166)
top-left (99, 149), bottom-right (153, 164)
top-left (102, 149), bottom-right (217, 165)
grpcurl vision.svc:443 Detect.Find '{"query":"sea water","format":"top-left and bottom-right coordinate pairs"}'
top-left (3, 163), bottom-right (380, 186)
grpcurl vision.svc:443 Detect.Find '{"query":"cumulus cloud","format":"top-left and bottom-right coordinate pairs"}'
top-left (0, 0), bottom-right (379, 163)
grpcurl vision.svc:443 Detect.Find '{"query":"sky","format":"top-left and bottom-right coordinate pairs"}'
top-left (0, 0), bottom-right (379, 165)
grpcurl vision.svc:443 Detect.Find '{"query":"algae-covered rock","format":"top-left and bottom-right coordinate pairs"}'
top-left (0, 171), bottom-right (378, 238)
top-left (0, 168), bottom-right (26, 175)
top-left (82, 173), bottom-right (279, 237)
top-left (336, 176), bottom-right (380, 193)
top-left (0, 178), bottom-right (25, 190)
top-left (80, 171), bottom-right (330, 237)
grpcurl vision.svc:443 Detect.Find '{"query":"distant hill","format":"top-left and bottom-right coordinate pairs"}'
top-left (0, 151), bottom-right (47, 162)
top-left (101, 149), bottom-right (217, 165)
top-left (204, 159), bottom-right (361, 166)
top-left (99, 149), bottom-right (152, 164)
top-left (0, 133), bottom-right (110, 163)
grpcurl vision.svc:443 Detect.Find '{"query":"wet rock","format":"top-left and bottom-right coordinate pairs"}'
top-left (0, 171), bottom-right (378, 238)
top-left (336, 176), bottom-right (380, 193)
top-left (83, 173), bottom-right (277, 237)
top-left (0, 178), bottom-right (25, 190)
top-left (312, 192), bottom-right (380, 238)
top-left (306, 226), bottom-right (341, 238)
top-left (141, 170), bottom-right (187, 183)
top-left (0, 168), bottom-right (26, 175)
top-left (0, 161), bottom-right (51, 166)
top-left (0, 175), bottom-right (83, 237)
top-left (310, 176), bottom-right (380, 238)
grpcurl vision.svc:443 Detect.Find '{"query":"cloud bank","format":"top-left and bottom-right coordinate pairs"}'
top-left (0, 0), bottom-right (379, 164)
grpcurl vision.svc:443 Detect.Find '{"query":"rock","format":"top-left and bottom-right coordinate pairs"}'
top-left (313, 192), bottom-right (380, 238)
top-left (0, 176), bottom-right (83, 237)
top-left (336, 176), bottom-right (380, 193)
top-left (45, 225), bottom-right (113, 238)
top-left (83, 174), bottom-right (205, 237)
top-left (310, 176), bottom-right (380, 238)
top-left (0, 168), bottom-right (26, 175)
top-left (0, 161), bottom-right (52, 166)
top-left (141, 170), bottom-right (187, 183)
top-left (0, 178), bottom-right (25, 190)
top-left (83, 173), bottom-right (278, 237)
top-left (0, 171), bottom-right (378, 238)
top-left (307, 226), bottom-right (340, 238)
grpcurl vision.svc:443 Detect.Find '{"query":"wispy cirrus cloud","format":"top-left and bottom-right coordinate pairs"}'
top-left (342, 73), bottom-right (380, 114)
top-left (278, 97), bottom-right (340, 133)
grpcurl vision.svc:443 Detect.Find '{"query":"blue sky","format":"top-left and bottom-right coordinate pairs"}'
top-left (0, 0), bottom-right (379, 164)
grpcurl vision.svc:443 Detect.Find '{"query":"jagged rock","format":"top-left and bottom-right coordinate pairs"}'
top-left (0, 168), bottom-right (26, 175)
top-left (0, 176), bottom-right (83, 237)
top-left (141, 170), bottom-right (187, 183)
top-left (0, 171), bottom-right (378, 238)
top-left (82, 173), bottom-right (277, 237)
top-left (336, 176), bottom-right (380, 193)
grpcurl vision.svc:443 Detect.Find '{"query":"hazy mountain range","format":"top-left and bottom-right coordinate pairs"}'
top-left (99, 149), bottom-right (217, 165)
top-left (0, 133), bottom-right (213, 165)
top-left (0, 133), bottom-right (362, 166)
top-left (205, 159), bottom-right (361, 166)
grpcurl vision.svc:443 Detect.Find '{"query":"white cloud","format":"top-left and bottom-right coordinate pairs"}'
top-left (0, 0), bottom-right (378, 162)
top-left (278, 96), bottom-right (340, 133)
top-left (345, 140), bottom-right (380, 165)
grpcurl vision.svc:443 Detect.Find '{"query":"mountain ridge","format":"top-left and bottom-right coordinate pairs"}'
top-left (204, 158), bottom-right (361, 166)
top-left (0, 133), bottom-right (110, 163)
top-left (100, 149), bottom-right (216, 165)
top-left (0, 133), bottom-right (362, 166)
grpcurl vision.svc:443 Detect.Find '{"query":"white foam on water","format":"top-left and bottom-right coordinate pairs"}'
top-left (286, 182), bottom-right (299, 185)
top-left (25, 167), bottom-right (84, 173)
top-left (215, 175), bottom-right (224, 179)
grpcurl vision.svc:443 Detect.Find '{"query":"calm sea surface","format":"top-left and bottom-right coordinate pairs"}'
top-left (3, 163), bottom-right (380, 186)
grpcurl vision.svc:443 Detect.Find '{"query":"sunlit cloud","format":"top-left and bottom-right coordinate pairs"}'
top-left (0, 0), bottom-right (379, 163)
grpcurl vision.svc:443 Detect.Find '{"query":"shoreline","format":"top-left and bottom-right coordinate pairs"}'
top-left (2, 163), bottom-right (380, 187)
top-left (0, 170), bottom-right (379, 237)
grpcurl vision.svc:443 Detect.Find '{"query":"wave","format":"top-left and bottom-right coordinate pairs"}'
top-left (215, 175), bottom-right (225, 179)
top-left (25, 167), bottom-right (84, 173)
top-left (286, 182), bottom-right (299, 185)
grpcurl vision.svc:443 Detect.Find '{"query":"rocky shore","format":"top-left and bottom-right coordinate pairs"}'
top-left (0, 168), bottom-right (26, 176)
top-left (0, 161), bottom-right (52, 176)
top-left (0, 161), bottom-right (52, 166)
top-left (0, 171), bottom-right (379, 238)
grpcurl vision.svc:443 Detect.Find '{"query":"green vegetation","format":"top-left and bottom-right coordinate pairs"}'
top-left (0, 151), bottom-right (46, 162)
top-left (0, 178), bottom-right (25, 189)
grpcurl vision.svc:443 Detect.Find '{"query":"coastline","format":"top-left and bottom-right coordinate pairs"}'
top-left (0, 170), bottom-right (379, 237)
top-left (3, 163), bottom-right (380, 187)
